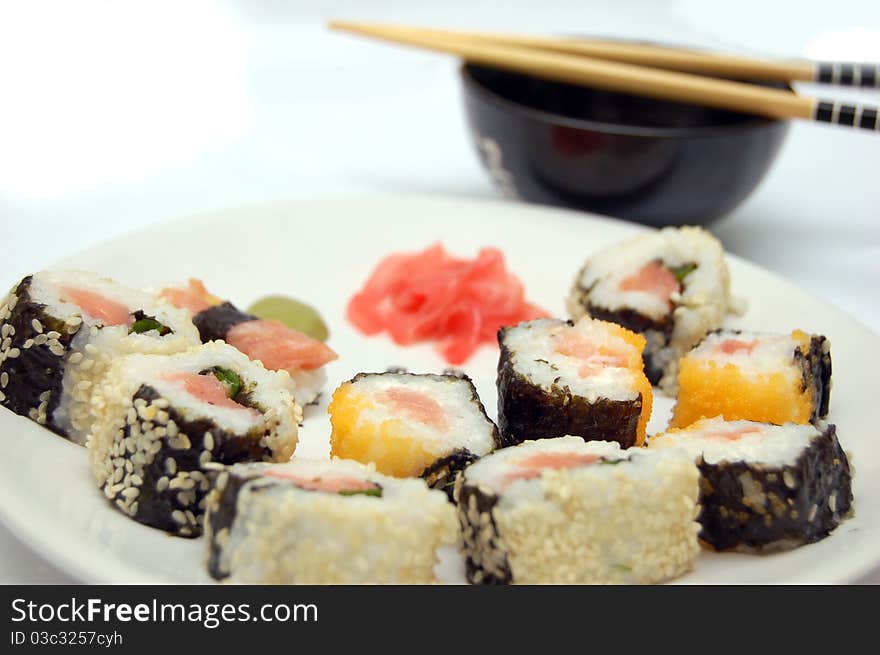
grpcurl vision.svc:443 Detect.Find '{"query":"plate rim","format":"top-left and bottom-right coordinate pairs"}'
top-left (1, 192), bottom-right (876, 585)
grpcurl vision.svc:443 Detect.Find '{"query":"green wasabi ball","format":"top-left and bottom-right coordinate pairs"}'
top-left (246, 295), bottom-right (330, 342)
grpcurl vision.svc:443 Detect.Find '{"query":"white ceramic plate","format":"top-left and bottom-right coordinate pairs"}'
top-left (0, 195), bottom-right (877, 584)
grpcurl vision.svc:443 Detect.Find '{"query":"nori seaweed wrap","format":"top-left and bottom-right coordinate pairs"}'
top-left (192, 302), bottom-right (254, 343)
top-left (0, 275), bottom-right (81, 434)
top-left (650, 417), bottom-right (852, 550)
top-left (419, 448), bottom-right (482, 502)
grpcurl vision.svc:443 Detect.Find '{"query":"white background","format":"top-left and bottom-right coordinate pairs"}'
top-left (0, 0), bottom-right (878, 583)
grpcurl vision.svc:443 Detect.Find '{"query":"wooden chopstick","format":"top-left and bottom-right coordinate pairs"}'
top-left (332, 21), bottom-right (880, 88)
top-left (328, 20), bottom-right (880, 131)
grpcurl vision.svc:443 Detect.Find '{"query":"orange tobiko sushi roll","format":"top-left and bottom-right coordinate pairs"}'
top-left (669, 329), bottom-right (831, 429)
top-left (328, 371), bottom-right (499, 497)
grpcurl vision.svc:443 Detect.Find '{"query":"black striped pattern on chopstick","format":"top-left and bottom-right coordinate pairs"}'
top-left (815, 62), bottom-right (880, 87)
top-left (813, 99), bottom-right (880, 129)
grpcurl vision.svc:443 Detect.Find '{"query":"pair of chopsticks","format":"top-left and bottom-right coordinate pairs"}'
top-left (329, 21), bottom-right (880, 131)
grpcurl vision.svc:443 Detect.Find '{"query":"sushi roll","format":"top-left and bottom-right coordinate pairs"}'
top-left (0, 271), bottom-right (199, 443)
top-left (496, 317), bottom-right (652, 448)
top-left (669, 329), bottom-right (831, 429)
top-left (159, 279), bottom-right (337, 407)
top-left (567, 226), bottom-right (735, 392)
top-left (204, 458), bottom-right (459, 584)
top-left (328, 371), bottom-right (499, 497)
top-left (456, 437), bottom-right (700, 584)
top-left (87, 341), bottom-right (301, 537)
top-left (649, 417), bottom-right (853, 551)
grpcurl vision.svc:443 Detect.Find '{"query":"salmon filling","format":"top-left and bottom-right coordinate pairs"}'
top-left (263, 471), bottom-right (379, 495)
top-left (554, 331), bottom-right (628, 378)
top-left (163, 372), bottom-right (250, 411)
top-left (717, 339), bottom-right (759, 355)
top-left (61, 286), bottom-right (132, 327)
top-left (618, 261), bottom-right (680, 312)
top-left (226, 319), bottom-right (337, 373)
top-left (705, 425), bottom-right (764, 441)
top-left (378, 387), bottom-right (448, 429)
top-left (670, 330), bottom-right (818, 428)
top-left (159, 278), bottom-right (222, 315)
top-left (503, 451), bottom-right (601, 488)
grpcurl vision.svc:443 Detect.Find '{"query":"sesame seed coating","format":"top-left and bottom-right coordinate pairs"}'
top-left (458, 440), bottom-right (701, 584)
top-left (1, 272), bottom-right (202, 442)
top-left (205, 460), bottom-right (459, 584)
top-left (87, 342), bottom-right (300, 538)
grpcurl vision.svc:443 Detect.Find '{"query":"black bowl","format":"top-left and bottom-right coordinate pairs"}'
top-left (461, 62), bottom-right (790, 226)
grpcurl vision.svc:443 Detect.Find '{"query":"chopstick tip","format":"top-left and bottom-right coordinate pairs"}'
top-left (327, 19), bottom-right (365, 33)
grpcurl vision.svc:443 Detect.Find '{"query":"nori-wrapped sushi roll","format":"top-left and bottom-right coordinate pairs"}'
top-left (87, 341), bottom-right (301, 537)
top-left (158, 279), bottom-right (337, 407)
top-left (649, 417), bottom-right (852, 550)
top-left (567, 226), bottom-right (736, 392)
top-left (456, 437), bottom-right (700, 584)
top-left (670, 329), bottom-right (832, 428)
top-left (328, 371), bottom-right (499, 499)
top-left (496, 317), bottom-right (652, 448)
top-left (204, 458), bottom-right (458, 583)
top-left (0, 271), bottom-right (199, 443)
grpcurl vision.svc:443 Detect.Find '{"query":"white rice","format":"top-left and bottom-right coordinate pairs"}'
top-left (684, 329), bottom-right (803, 383)
top-left (649, 417), bottom-right (821, 468)
top-left (502, 318), bottom-right (642, 403)
top-left (341, 372), bottom-right (497, 458)
top-left (288, 367), bottom-right (327, 407)
top-left (464, 436), bottom-right (626, 502)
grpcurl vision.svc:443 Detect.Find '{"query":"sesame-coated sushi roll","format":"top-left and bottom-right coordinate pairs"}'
top-left (649, 417), bottom-right (852, 551)
top-left (0, 271), bottom-right (199, 443)
top-left (567, 226), bottom-right (735, 392)
top-left (158, 279), bottom-right (337, 407)
top-left (669, 329), bottom-right (831, 429)
top-left (204, 458), bottom-right (459, 584)
top-left (328, 371), bottom-right (499, 498)
top-left (457, 437), bottom-right (700, 584)
top-left (87, 342), bottom-right (301, 537)
top-left (497, 317), bottom-right (652, 448)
